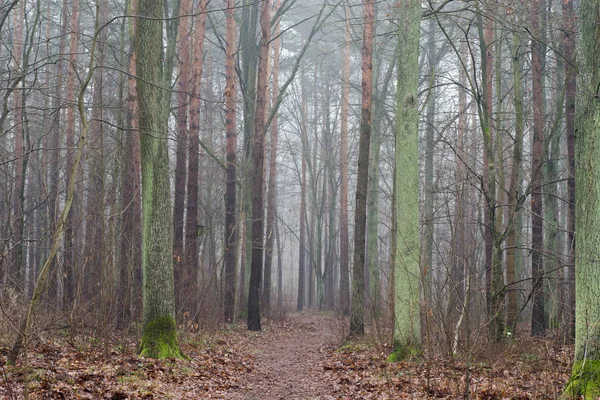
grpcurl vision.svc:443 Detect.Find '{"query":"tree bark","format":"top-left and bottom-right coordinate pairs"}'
top-left (184, 0), bottom-right (207, 319)
top-left (10, 0), bottom-right (24, 289)
top-left (505, 24), bottom-right (524, 334)
top-left (392, 0), bottom-right (421, 352)
top-left (530, 0), bottom-right (546, 337)
top-left (137, 0), bottom-right (182, 358)
top-left (247, 0), bottom-right (271, 332)
top-left (338, 4), bottom-right (351, 316)
top-left (263, 0), bottom-right (281, 315)
top-left (223, 0), bottom-right (238, 324)
top-left (562, 0), bottom-right (576, 344)
top-left (567, 0), bottom-right (600, 394)
top-left (173, 0), bottom-right (191, 312)
top-left (63, 0), bottom-right (80, 309)
top-left (349, 0), bottom-right (374, 337)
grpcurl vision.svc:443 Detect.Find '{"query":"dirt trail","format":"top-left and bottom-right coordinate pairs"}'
top-left (224, 313), bottom-right (340, 400)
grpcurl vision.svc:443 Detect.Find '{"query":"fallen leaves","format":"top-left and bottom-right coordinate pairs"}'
top-left (0, 315), bottom-right (575, 399)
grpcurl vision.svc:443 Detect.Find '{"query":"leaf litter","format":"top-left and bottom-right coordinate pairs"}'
top-left (0, 313), bottom-right (573, 399)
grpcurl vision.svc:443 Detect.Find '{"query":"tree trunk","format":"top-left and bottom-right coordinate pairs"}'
top-left (118, 0), bottom-right (142, 330)
top-left (263, 0), bottom-right (281, 315)
top-left (505, 24), bottom-right (524, 334)
top-left (173, 0), bottom-right (191, 312)
top-left (137, 0), bottom-right (181, 359)
top-left (83, 0), bottom-right (107, 309)
top-left (223, 0), bottom-right (238, 324)
top-left (349, 0), bottom-right (374, 337)
top-left (422, 16), bottom-right (436, 314)
top-left (247, 0), bottom-right (271, 331)
top-left (10, 0), bottom-right (24, 289)
top-left (392, 0), bottom-right (421, 353)
top-left (184, 0), bottom-right (207, 319)
top-left (297, 73), bottom-right (308, 312)
top-left (338, 4), bottom-right (351, 316)
top-left (530, 0), bottom-right (546, 337)
top-left (567, 0), bottom-right (600, 394)
top-left (562, 0), bottom-right (576, 344)
top-left (63, 0), bottom-right (80, 309)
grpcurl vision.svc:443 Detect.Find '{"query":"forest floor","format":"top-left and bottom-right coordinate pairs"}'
top-left (0, 312), bottom-right (573, 399)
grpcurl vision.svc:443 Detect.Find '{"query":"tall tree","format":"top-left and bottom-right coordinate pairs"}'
top-left (297, 74), bottom-right (308, 312)
top-left (247, 0), bottom-right (271, 331)
top-left (562, 0), bottom-right (576, 343)
top-left (566, 0), bottom-right (600, 394)
top-left (338, 3), bottom-right (351, 316)
top-left (223, 0), bottom-right (238, 323)
top-left (136, 0), bottom-right (182, 358)
top-left (183, 0), bottom-right (207, 318)
top-left (530, 0), bottom-right (546, 337)
top-left (263, 0), bottom-right (282, 315)
top-left (505, 21), bottom-right (524, 333)
top-left (173, 0), bottom-right (191, 308)
top-left (349, 0), bottom-right (374, 337)
top-left (10, 0), bottom-right (24, 289)
top-left (63, 0), bottom-right (80, 309)
top-left (118, 0), bottom-right (142, 330)
top-left (392, 0), bottom-right (421, 354)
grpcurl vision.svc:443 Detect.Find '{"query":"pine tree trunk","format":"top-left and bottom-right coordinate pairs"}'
top-left (173, 0), bottom-right (191, 312)
top-left (184, 0), bottom-right (207, 319)
top-left (10, 0), bottom-right (24, 289)
top-left (223, 0), bottom-right (238, 323)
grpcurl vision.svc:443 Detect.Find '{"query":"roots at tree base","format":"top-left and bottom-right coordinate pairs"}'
top-left (565, 360), bottom-right (600, 399)
top-left (139, 315), bottom-right (184, 359)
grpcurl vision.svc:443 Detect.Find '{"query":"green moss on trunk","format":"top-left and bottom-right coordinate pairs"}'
top-left (565, 360), bottom-right (600, 399)
top-left (139, 316), bottom-right (183, 359)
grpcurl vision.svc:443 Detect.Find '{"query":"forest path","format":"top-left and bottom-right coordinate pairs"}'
top-left (223, 312), bottom-right (341, 400)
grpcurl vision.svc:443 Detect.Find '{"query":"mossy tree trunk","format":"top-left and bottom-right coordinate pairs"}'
top-left (393, 0), bottom-right (421, 352)
top-left (136, 0), bottom-right (181, 359)
top-left (567, 0), bottom-right (600, 395)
